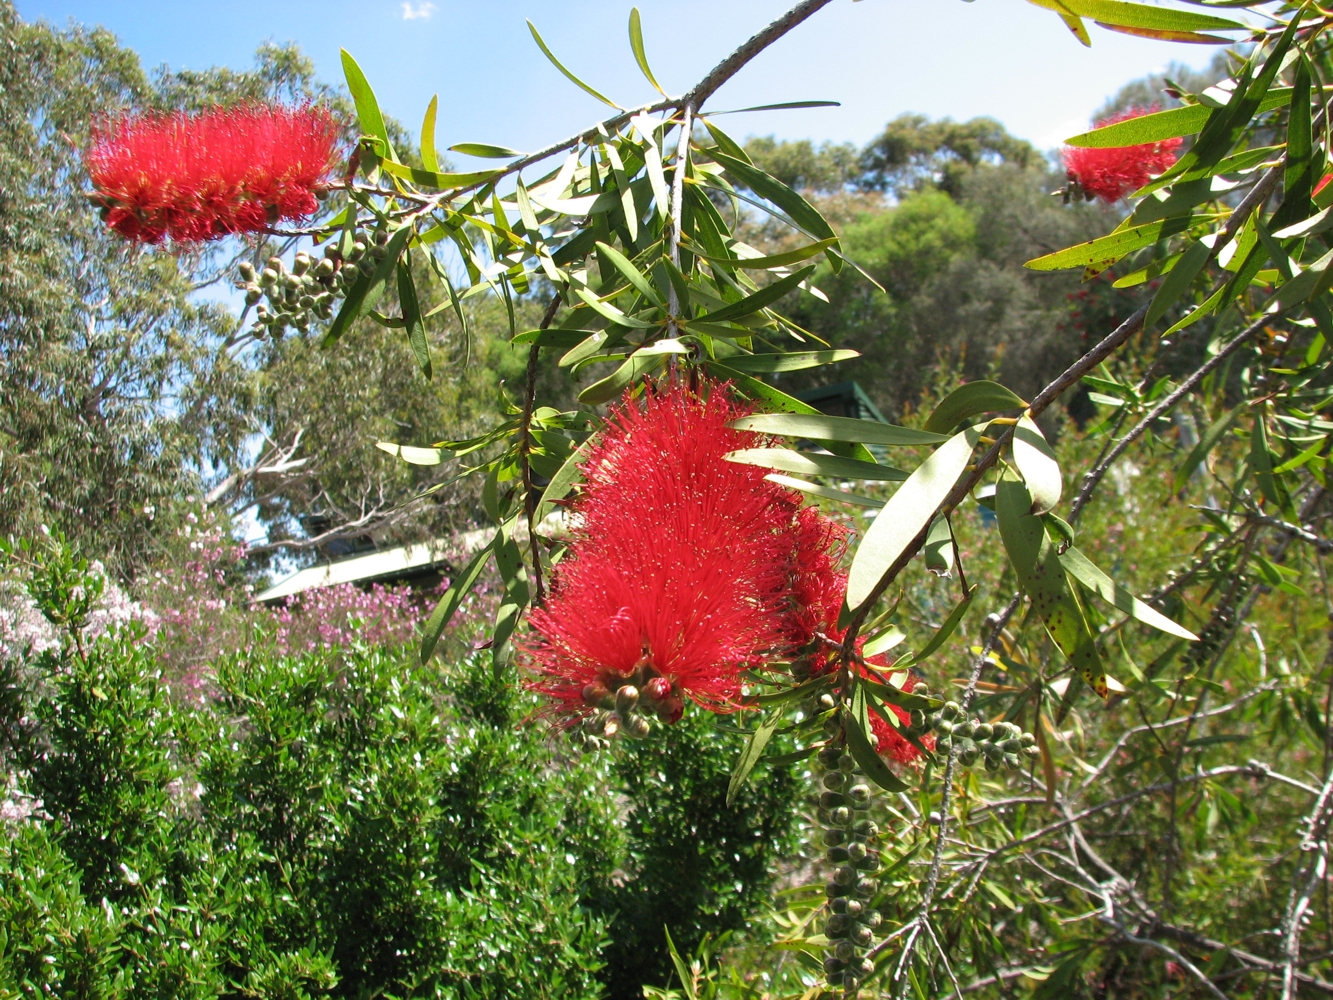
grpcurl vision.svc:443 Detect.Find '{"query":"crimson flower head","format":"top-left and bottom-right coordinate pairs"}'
top-left (525, 382), bottom-right (802, 733)
top-left (1062, 108), bottom-right (1182, 203)
top-left (86, 104), bottom-right (340, 245)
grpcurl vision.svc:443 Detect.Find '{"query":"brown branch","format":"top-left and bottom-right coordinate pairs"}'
top-left (520, 292), bottom-right (564, 607)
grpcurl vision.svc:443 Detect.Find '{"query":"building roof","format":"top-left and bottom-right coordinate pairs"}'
top-left (253, 529), bottom-right (489, 604)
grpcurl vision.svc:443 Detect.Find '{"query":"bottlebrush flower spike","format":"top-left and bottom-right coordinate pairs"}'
top-left (86, 105), bottom-right (340, 245)
top-left (1062, 108), bottom-right (1182, 203)
top-left (525, 382), bottom-right (803, 739)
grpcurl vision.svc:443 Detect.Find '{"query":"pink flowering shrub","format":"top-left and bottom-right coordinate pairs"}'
top-left (270, 582), bottom-right (424, 654)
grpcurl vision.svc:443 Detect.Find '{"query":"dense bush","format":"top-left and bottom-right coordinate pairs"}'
top-left (0, 551), bottom-right (800, 999)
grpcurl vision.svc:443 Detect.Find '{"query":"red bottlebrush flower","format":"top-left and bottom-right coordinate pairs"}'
top-left (525, 382), bottom-right (803, 725)
top-left (86, 104), bottom-right (340, 245)
top-left (1062, 108), bottom-right (1182, 203)
top-left (781, 507), bottom-right (932, 765)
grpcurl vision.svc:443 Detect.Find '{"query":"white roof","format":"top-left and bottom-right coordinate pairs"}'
top-left (254, 529), bottom-right (489, 603)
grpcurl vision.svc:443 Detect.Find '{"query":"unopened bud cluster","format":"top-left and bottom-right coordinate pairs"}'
top-left (238, 228), bottom-right (391, 337)
top-left (572, 658), bottom-right (684, 752)
top-left (816, 744), bottom-right (881, 995)
top-left (918, 700), bottom-right (1038, 772)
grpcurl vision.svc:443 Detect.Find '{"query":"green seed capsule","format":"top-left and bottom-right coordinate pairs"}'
top-left (827, 846), bottom-right (850, 863)
top-left (853, 820), bottom-right (878, 838)
top-left (973, 722), bottom-right (993, 740)
top-left (833, 939), bottom-right (855, 961)
top-left (851, 925), bottom-right (873, 947)
top-left (826, 913), bottom-right (850, 936)
top-left (847, 842), bottom-right (867, 862)
top-left (820, 792), bottom-right (846, 809)
top-left (849, 784), bottom-right (870, 804)
top-left (1004, 752), bottom-right (1022, 771)
top-left (833, 866), bottom-right (856, 886)
top-left (823, 828), bottom-right (846, 847)
top-left (854, 877), bottom-right (878, 898)
top-left (817, 746), bottom-right (841, 769)
top-left (862, 910), bottom-right (881, 929)
top-left (844, 899), bottom-right (863, 917)
top-left (244, 289), bottom-right (261, 306)
top-left (292, 252), bottom-right (311, 275)
top-left (838, 754), bottom-right (857, 773)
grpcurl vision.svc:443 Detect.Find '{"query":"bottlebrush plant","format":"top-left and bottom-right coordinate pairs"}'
top-left (85, 0), bottom-right (1333, 997)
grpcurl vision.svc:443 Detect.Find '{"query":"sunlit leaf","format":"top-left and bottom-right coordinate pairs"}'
top-left (1058, 546), bottom-right (1199, 640)
top-left (924, 380), bottom-right (1026, 434)
top-left (725, 447), bottom-right (906, 482)
top-left (722, 349), bottom-right (859, 374)
top-left (527, 20), bottom-right (621, 108)
top-left (448, 142), bottom-right (525, 159)
top-left (628, 8), bottom-right (667, 97)
top-left (421, 537), bottom-right (494, 662)
top-left (727, 710), bottom-right (782, 806)
top-left (1013, 415), bottom-right (1061, 513)
top-left (420, 94), bottom-right (440, 173)
top-left (341, 48), bottom-right (395, 162)
top-left (729, 412), bottom-right (948, 447)
top-left (846, 427), bottom-right (980, 610)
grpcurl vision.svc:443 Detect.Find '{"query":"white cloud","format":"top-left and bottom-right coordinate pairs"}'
top-left (401, 2), bottom-right (435, 20)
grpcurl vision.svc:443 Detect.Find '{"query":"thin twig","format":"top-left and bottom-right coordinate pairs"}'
top-left (520, 292), bottom-right (564, 607)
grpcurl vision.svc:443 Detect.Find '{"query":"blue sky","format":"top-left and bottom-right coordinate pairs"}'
top-left (18, 1), bottom-right (1228, 160)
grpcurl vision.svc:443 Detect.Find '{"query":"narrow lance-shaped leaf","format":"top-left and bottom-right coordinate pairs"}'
top-left (397, 255), bottom-right (430, 378)
top-left (722, 349), bottom-right (859, 374)
top-left (725, 447), bottom-right (907, 482)
top-left (924, 380), bottom-right (1026, 435)
top-left (1058, 546), bottom-right (1198, 641)
top-left (595, 240), bottom-right (663, 306)
top-left (923, 514), bottom-right (953, 576)
top-left (1145, 238), bottom-right (1211, 331)
top-left (894, 591), bottom-right (975, 670)
top-left (628, 8), bottom-right (667, 96)
top-left (695, 265), bottom-right (816, 324)
top-left (995, 472), bottom-right (1107, 699)
top-left (527, 20), bottom-right (621, 108)
top-left (730, 412), bottom-right (948, 447)
top-left (707, 150), bottom-right (839, 246)
top-left (843, 697), bottom-right (911, 792)
top-left (421, 538), bottom-right (494, 662)
top-left (763, 474), bottom-right (884, 509)
top-left (846, 426), bottom-right (981, 610)
top-left (341, 49), bottom-right (395, 161)
top-left (420, 94), bottom-right (440, 173)
top-left (1012, 415), bottom-right (1061, 513)
top-left (726, 710), bottom-right (782, 806)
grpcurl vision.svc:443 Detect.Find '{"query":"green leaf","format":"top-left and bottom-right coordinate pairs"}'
top-left (420, 94), bottom-right (440, 173)
top-left (862, 626), bottom-right (907, 658)
top-left (397, 256), bottom-right (430, 378)
top-left (560, 330), bottom-right (618, 367)
top-left (377, 160), bottom-right (504, 189)
top-left (708, 150), bottom-right (838, 243)
top-left (341, 49), bottom-right (394, 161)
top-left (706, 100), bottom-right (842, 115)
top-left (894, 591), bottom-right (975, 670)
top-left (995, 472), bottom-right (1107, 698)
top-left (376, 442), bottom-right (451, 466)
top-left (727, 711), bottom-right (782, 806)
top-left (420, 537), bottom-right (493, 662)
top-left (724, 447), bottom-right (906, 482)
top-left (846, 427), bottom-right (980, 610)
top-left (1250, 412), bottom-right (1286, 509)
top-left (722, 349), bottom-right (859, 374)
top-left (1058, 546), bottom-right (1199, 641)
top-left (702, 119), bottom-right (753, 163)
top-left (578, 351), bottom-right (663, 405)
top-left (512, 327), bottom-right (598, 349)
top-left (843, 701), bottom-right (911, 792)
top-left (527, 20), bottom-right (621, 108)
top-left (924, 380), bottom-right (1026, 435)
top-left (762, 474), bottom-right (884, 508)
top-left (321, 225), bottom-right (414, 346)
top-left (695, 266), bottom-right (817, 324)
top-left (1275, 205), bottom-right (1333, 240)
top-left (1026, 216), bottom-right (1194, 271)
top-left (1265, 247), bottom-right (1333, 312)
top-left (573, 286), bottom-right (659, 329)
top-left (729, 412), bottom-right (948, 446)
top-left (1272, 56), bottom-right (1315, 231)
top-left (689, 237), bottom-right (840, 270)
top-left (448, 143), bottom-right (524, 159)
top-left (1174, 405), bottom-right (1240, 490)
top-left (1145, 237), bottom-right (1211, 330)
top-left (628, 8), bottom-right (667, 96)
top-left (923, 514), bottom-right (953, 575)
top-left (1031, 0), bottom-right (1243, 32)
top-left (1012, 415), bottom-right (1062, 514)
top-left (595, 240), bottom-right (663, 306)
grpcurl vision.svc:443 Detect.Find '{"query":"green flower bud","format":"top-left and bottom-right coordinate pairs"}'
top-left (985, 755), bottom-right (1001, 772)
top-left (827, 846), bottom-right (850, 864)
top-left (245, 289), bottom-right (262, 306)
top-left (791, 657), bottom-right (812, 681)
top-left (823, 828), bottom-right (846, 847)
top-left (822, 771), bottom-right (845, 791)
top-left (862, 910), bottom-right (882, 929)
top-left (838, 753), bottom-right (857, 773)
top-left (292, 252), bottom-right (312, 275)
top-left (844, 898), bottom-right (863, 917)
top-left (826, 913), bottom-right (850, 936)
top-left (818, 692), bottom-right (836, 711)
top-left (973, 722), bottom-right (993, 740)
top-left (825, 879), bottom-right (847, 899)
top-left (823, 957), bottom-right (845, 976)
top-left (358, 258), bottom-right (376, 276)
top-left (298, 295), bottom-right (315, 310)
top-left (913, 682), bottom-right (930, 697)
top-left (955, 720), bottom-right (976, 739)
top-left (960, 748), bottom-right (980, 767)
top-left (615, 685), bottom-right (640, 713)
top-left (833, 939), bottom-right (855, 961)
top-left (833, 865), bottom-right (856, 886)
top-left (238, 261), bottom-right (257, 281)
top-left (1021, 731), bottom-right (1036, 747)
top-left (1004, 751), bottom-right (1022, 771)
top-left (851, 925), bottom-right (873, 947)
top-left (817, 746), bottom-right (842, 769)
top-left (855, 851), bottom-right (879, 871)
top-left (854, 877), bottom-right (878, 899)
top-left (370, 244), bottom-right (388, 261)
top-left (859, 956), bottom-right (875, 976)
top-left (848, 784), bottom-right (870, 804)
top-left (820, 792), bottom-right (846, 810)
top-left (260, 267), bottom-right (279, 285)
top-left (847, 841), bottom-right (867, 862)
top-left (829, 806), bottom-right (850, 826)
top-left (347, 241), bottom-right (367, 261)
top-left (944, 700), bottom-right (961, 718)
top-left (1024, 744), bottom-right (1041, 760)
top-left (853, 820), bottom-right (878, 838)
top-left (626, 714), bottom-right (651, 739)
top-left (909, 709), bottom-right (926, 730)
top-left (375, 228), bottom-right (390, 246)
